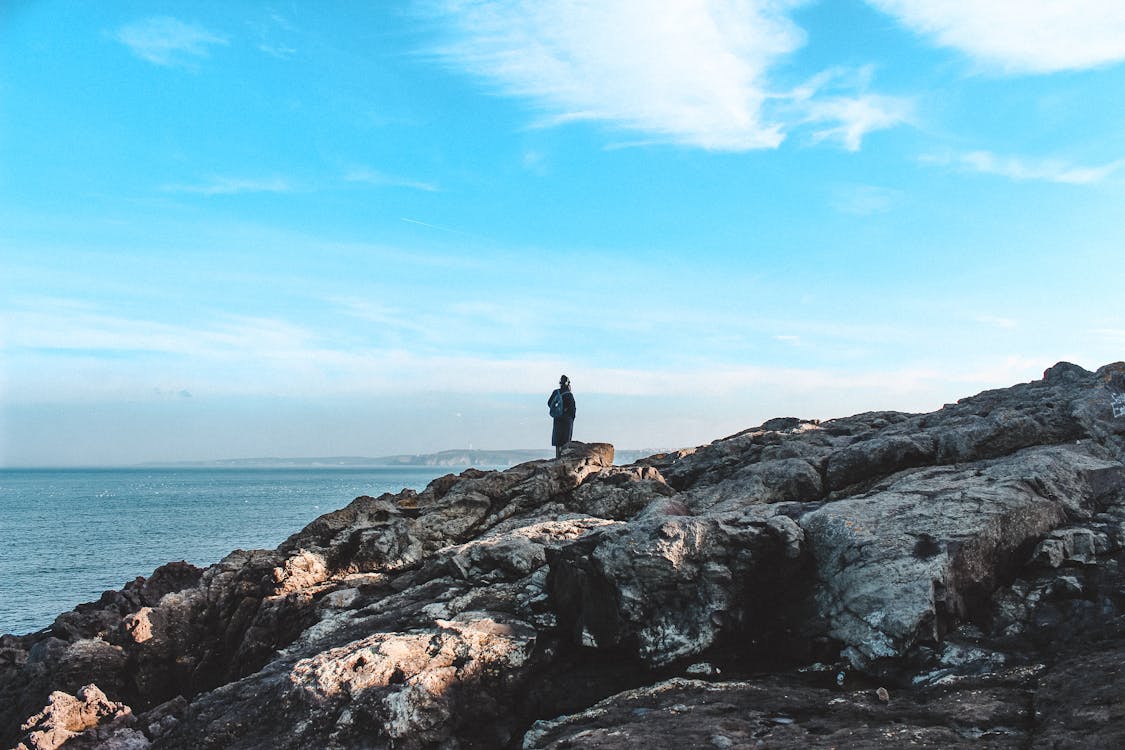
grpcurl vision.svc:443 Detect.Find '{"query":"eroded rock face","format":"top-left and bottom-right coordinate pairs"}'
top-left (14, 684), bottom-right (134, 750)
top-left (548, 507), bottom-right (805, 666)
top-left (802, 446), bottom-right (1124, 669)
top-left (3, 364), bottom-right (1125, 749)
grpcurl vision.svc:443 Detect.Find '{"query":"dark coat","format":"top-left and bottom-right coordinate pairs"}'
top-left (549, 388), bottom-right (576, 446)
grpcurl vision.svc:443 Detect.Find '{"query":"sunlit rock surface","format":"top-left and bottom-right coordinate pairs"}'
top-left (3, 363), bottom-right (1125, 749)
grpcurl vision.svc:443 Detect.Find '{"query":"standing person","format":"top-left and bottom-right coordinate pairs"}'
top-left (548, 375), bottom-right (576, 458)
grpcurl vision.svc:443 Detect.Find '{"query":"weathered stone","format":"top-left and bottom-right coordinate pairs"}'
top-left (548, 507), bottom-right (805, 666)
top-left (802, 446), bottom-right (1121, 669)
top-left (5, 366), bottom-right (1125, 749)
top-left (825, 434), bottom-right (936, 490)
top-left (14, 684), bottom-right (133, 750)
top-left (521, 675), bottom-right (1036, 749)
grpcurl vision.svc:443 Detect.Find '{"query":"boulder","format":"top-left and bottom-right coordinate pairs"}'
top-left (14, 684), bottom-right (133, 750)
top-left (548, 507), bottom-right (805, 666)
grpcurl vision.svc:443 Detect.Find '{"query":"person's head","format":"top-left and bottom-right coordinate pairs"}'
top-left (559, 375), bottom-right (570, 389)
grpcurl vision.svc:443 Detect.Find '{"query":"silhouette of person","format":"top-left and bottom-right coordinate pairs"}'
top-left (548, 375), bottom-right (576, 458)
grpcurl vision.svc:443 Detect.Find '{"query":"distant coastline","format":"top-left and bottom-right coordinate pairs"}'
top-left (138, 448), bottom-right (660, 469)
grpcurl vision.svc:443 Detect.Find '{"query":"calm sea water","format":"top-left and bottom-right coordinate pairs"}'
top-left (0, 467), bottom-right (451, 636)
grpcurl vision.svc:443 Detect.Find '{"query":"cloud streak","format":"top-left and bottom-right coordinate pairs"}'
top-left (785, 66), bottom-right (914, 151)
top-left (429, 0), bottom-right (909, 152)
top-left (0, 288), bottom-right (1039, 404)
top-left (804, 92), bottom-right (913, 152)
top-left (0, 298), bottom-right (1027, 405)
top-left (114, 16), bottom-right (229, 67)
top-left (867, 0), bottom-right (1125, 74)
top-left (162, 176), bottom-right (295, 195)
top-left (344, 166), bottom-right (440, 192)
top-left (924, 150), bottom-right (1125, 184)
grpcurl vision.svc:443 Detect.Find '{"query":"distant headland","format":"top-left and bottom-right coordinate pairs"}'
top-left (140, 448), bottom-right (660, 469)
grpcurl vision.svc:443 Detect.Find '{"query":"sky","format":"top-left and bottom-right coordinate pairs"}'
top-left (2, 0), bottom-right (1123, 467)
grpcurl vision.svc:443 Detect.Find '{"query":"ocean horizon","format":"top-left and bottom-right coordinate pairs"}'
top-left (0, 466), bottom-right (456, 636)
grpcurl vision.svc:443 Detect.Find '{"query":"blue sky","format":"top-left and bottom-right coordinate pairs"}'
top-left (2, 1), bottom-right (1124, 466)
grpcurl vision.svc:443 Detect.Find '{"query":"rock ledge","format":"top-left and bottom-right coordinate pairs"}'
top-left (3, 363), bottom-right (1125, 749)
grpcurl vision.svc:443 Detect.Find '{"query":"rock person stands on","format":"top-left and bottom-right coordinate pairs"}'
top-left (548, 375), bottom-right (577, 458)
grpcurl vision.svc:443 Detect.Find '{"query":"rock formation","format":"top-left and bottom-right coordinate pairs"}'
top-left (3, 361), bottom-right (1124, 749)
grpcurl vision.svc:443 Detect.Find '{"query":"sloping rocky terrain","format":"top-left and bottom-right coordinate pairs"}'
top-left (3, 361), bottom-right (1125, 749)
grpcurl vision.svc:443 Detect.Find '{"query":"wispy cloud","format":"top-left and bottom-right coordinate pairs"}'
top-left (429, 0), bottom-right (803, 151)
top-left (330, 298), bottom-right (434, 341)
top-left (784, 66), bottom-right (914, 151)
top-left (251, 8), bottom-right (298, 58)
top-left (0, 296), bottom-right (1034, 408)
top-left (162, 176), bottom-right (295, 195)
top-left (331, 296), bottom-right (543, 352)
top-left (829, 183), bottom-right (902, 215)
top-left (429, 1), bottom-right (911, 152)
top-left (867, 0), bottom-right (1125, 74)
top-left (923, 150), bottom-right (1125, 184)
top-left (344, 166), bottom-right (440, 192)
top-left (3, 305), bottom-right (316, 361)
top-left (114, 16), bottom-right (229, 67)
top-left (804, 92), bottom-right (913, 151)
top-left (258, 42), bottom-right (297, 58)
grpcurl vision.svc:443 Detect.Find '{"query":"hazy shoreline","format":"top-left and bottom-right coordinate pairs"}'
top-left (135, 448), bottom-right (661, 469)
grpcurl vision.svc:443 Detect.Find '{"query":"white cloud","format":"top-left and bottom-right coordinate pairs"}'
top-left (249, 8), bottom-right (298, 58)
top-left (430, 0), bottom-right (807, 151)
top-left (258, 42), bottom-right (297, 58)
top-left (344, 166), bottom-right (440, 192)
top-left (2, 306), bottom-right (317, 363)
top-left (0, 295), bottom-right (909, 403)
top-left (868, 0), bottom-right (1125, 73)
top-left (783, 65), bottom-right (914, 151)
top-left (114, 16), bottom-right (229, 67)
top-left (430, 1), bottom-right (913, 151)
top-left (162, 176), bottom-right (295, 195)
top-left (804, 92), bottom-right (913, 151)
top-left (924, 150), bottom-right (1125, 184)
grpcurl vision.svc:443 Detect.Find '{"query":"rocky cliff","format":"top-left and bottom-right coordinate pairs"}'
top-left (4, 362), bottom-right (1125, 749)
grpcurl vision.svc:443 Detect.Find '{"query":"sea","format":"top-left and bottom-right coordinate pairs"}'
top-left (0, 466), bottom-right (453, 636)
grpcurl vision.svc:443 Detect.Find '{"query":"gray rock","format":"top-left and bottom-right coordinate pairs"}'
top-left (548, 508), bottom-right (804, 665)
top-left (802, 447), bottom-right (1121, 669)
top-left (5, 365), bottom-right (1125, 749)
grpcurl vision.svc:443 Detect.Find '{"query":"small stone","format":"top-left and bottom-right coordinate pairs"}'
top-left (686, 662), bottom-right (719, 677)
top-left (710, 734), bottom-right (734, 749)
top-left (876, 687), bottom-right (890, 702)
